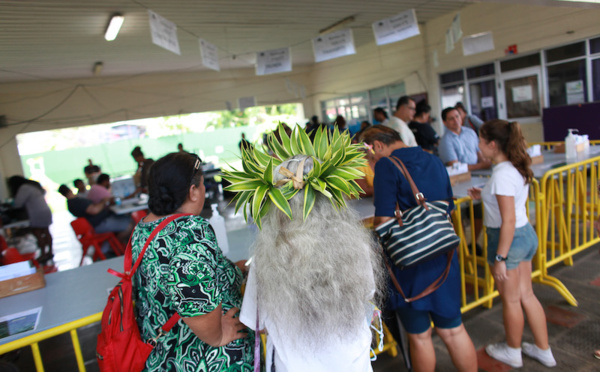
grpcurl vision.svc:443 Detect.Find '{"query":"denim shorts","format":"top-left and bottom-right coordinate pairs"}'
top-left (396, 307), bottom-right (462, 334)
top-left (486, 223), bottom-right (537, 270)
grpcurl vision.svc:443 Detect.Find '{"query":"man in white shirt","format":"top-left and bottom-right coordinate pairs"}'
top-left (382, 96), bottom-right (418, 147)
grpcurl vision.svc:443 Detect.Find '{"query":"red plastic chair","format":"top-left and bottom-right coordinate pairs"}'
top-left (131, 209), bottom-right (148, 224)
top-left (70, 218), bottom-right (125, 265)
top-left (0, 235), bottom-right (47, 270)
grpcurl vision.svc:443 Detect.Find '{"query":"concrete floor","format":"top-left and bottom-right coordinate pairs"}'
top-left (2, 206), bottom-right (600, 371)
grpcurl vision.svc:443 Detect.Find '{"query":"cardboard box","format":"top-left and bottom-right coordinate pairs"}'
top-left (0, 268), bottom-right (45, 299)
top-left (449, 171), bottom-right (471, 186)
top-left (531, 154), bottom-right (544, 165)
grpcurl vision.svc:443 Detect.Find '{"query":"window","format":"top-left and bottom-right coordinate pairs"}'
top-left (467, 63), bottom-right (495, 79)
top-left (545, 41), bottom-right (585, 63)
top-left (500, 54), bottom-right (540, 73)
top-left (504, 75), bottom-right (541, 118)
top-left (440, 70), bottom-right (464, 85)
top-left (590, 37), bottom-right (600, 54)
top-left (592, 59), bottom-right (600, 101)
top-left (441, 84), bottom-right (465, 110)
top-left (547, 60), bottom-right (587, 106)
top-left (469, 80), bottom-right (497, 121)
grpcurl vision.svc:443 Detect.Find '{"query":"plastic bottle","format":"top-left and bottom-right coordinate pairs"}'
top-left (209, 204), bottom-right (229, 255)
top-left (565, 128), bottom-right (578, 161)
top-left (582, 134), bottom-right (590, 155)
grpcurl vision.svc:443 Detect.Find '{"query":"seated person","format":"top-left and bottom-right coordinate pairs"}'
top-left (73, 178), bottom-right (87, 197)
top-left (455, 102), bottom-right (484, 135)
top-left (438, 107), bottom-right (491, 171)
top-left (58, 184), bottom-right (133, 244)
top-left (87, 173), bottom-right (113, 204)
top-left (409, 100), bottom-right (439, 154)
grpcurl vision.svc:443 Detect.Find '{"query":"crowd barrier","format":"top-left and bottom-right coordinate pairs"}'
top-left (2, 151), bottom-right (599, 371)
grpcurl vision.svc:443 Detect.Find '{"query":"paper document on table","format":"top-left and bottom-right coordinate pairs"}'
top-left (0, 307), bottom-right (42, 340)
top-left (0, 261), bottom-right (36, 281)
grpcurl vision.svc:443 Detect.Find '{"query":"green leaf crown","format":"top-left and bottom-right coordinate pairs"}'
top-left (222, 124), bottom-right (367, 229)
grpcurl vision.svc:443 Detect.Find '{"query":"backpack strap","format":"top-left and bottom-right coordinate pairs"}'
top-left (109, 213), bottom-right (190, 342)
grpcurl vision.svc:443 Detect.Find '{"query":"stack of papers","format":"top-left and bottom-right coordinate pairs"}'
top-left (0, 261), bottom-right (36, 281)
top-left (446, 163), bottom-right (469, 176)
top-left (527, 144), bottom-right (542, 157)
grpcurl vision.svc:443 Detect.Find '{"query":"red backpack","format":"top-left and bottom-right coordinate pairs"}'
top-left (96, 214), bottom-right (186, 372)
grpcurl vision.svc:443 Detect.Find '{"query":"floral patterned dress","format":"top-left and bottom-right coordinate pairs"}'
top-left (131, 215), bottom-right (253, 371)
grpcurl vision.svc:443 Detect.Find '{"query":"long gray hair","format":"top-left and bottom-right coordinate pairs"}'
top-left (253, 155), bottom-right (385, 347)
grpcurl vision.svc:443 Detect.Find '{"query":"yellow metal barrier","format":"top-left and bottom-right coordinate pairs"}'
top-left (536, 156), bottom-right (600, 306)
top-left (0, 313), bottom-right (101, 372)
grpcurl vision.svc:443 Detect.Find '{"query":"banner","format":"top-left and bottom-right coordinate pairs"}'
top-left (462, 31), bottom-right (495, 56)
top-left (256, 47), bottom-right (292, 75)
top-left (199, 39), bottom-right (220, 71)
top-left (312, 29), bottom-right (356, 63)
top-left (372, 9), bottom-right (420, 46)
top-left (148, 10), bottom-right (180, 55)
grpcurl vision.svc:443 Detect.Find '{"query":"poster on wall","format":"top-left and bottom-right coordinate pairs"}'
top-left (565, 80), bottom-right (585, 105)
top-left (512, 85), bottom-right (533, 102)
top-left (462, 31), bottom-right (494, 56)
top-left (481, 96), bottom-right (495, 108)
top-left (372, 9), bottom-right (420, 46)
top-left (148, 10), bottom-right (181, 55)
top-left (199, 39), bottom-right (220, 71)
top-left (256, 47), bottom-right (292, 76)
top-left (312, 29), bottom-right (356, 63)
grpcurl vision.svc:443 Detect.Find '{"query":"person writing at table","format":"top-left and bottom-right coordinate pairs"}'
top-left (468, 120), bottom-right (556, 368)
top-left (131, 152), bottom-right (253, 371)
top-left (58, 185), bottom-right (133, 245)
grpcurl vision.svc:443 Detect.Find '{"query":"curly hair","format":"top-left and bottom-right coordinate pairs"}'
top-left (479, 119), bottom-right (533, 184)
top-left (253, 155), bottom-right (385, 348)
top-left (147, 152), bottom-right (203, 215)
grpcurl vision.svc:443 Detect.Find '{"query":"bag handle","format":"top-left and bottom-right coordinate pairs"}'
top-left (383, 248), bottom-right (454, 303)
top-left (388, 156), bottom-right (427, 207)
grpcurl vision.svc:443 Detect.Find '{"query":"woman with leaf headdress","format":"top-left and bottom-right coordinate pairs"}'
top-left (223, 124), bottom-right (385, 372)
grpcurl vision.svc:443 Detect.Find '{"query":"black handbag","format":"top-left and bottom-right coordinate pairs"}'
top-left (375, 156), bottom-right (459, 302)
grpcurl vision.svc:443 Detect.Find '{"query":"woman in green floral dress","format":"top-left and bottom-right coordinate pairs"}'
top-left (130, 152), bottom-right (253, 371)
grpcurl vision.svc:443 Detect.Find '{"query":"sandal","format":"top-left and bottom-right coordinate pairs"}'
top-left (595, 350), bottom-right (600, 360)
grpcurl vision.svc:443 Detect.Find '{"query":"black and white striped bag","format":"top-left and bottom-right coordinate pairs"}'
top-left (375, 199), bottom-right (459, 269)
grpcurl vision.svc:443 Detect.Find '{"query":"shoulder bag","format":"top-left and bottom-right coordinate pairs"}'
top-left (375, 156), bottom-right (459, 302)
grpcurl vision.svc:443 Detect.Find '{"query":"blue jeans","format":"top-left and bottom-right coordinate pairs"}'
top-left (486, 223), bottom-right (538, 270)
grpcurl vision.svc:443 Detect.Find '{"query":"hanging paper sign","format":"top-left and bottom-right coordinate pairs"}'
top-left (256, 47), bottom-right (292, 75)
top-left (148, 10), bottom-right (180, 55)
top-left (445, 29), bottom-right (454, 54)
top-left (481, 96), bottom-right (495, 108)
top-left (238, 96), bottom-right (256, 111)
top-left (372, 9), bottom-right (420, 46)
top-left (462, 31), bottom-right (495, 56)
top-left (199, 39), bottom-right (220, 71)
top-left (451, 13), bottom-right (463, 42)
top-left (312, 29), bottom-right (356, 63)
top-left (433, 49), bottom-right (439, 68)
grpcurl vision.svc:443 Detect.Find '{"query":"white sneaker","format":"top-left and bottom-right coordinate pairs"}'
top-left (522, 342), bottom-right (557, 367)
top-left (486, 342), bottom-right (523, 368)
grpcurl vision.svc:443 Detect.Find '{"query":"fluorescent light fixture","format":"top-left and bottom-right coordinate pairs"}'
top-left (104, 13), bottom-right (124, 41)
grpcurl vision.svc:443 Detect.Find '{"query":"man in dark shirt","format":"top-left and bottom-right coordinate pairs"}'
top-left (58, 185), bottom-right (133, 243)
top-left (408, 100), bottom-right (439, 154)
top-left (131, 146), bottom-right (154, 194)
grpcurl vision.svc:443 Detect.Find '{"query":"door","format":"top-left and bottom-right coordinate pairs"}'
top-left (498, 67), bottom-right (542, 121)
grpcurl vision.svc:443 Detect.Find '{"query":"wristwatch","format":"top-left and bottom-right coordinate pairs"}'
top-left (495, 254), bottom-right (507, 262)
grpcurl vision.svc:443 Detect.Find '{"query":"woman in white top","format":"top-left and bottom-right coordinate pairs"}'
top-left (468, 120), bottom-right (556, 368)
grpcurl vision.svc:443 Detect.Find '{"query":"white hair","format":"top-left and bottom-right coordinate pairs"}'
top-left (253, 155), bottom-right (385, 348)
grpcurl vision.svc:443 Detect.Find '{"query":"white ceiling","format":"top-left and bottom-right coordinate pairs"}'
top-left (1, 0), bottom-right (476, 83)
top-left (2, 0), bottom-right (598, 84)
